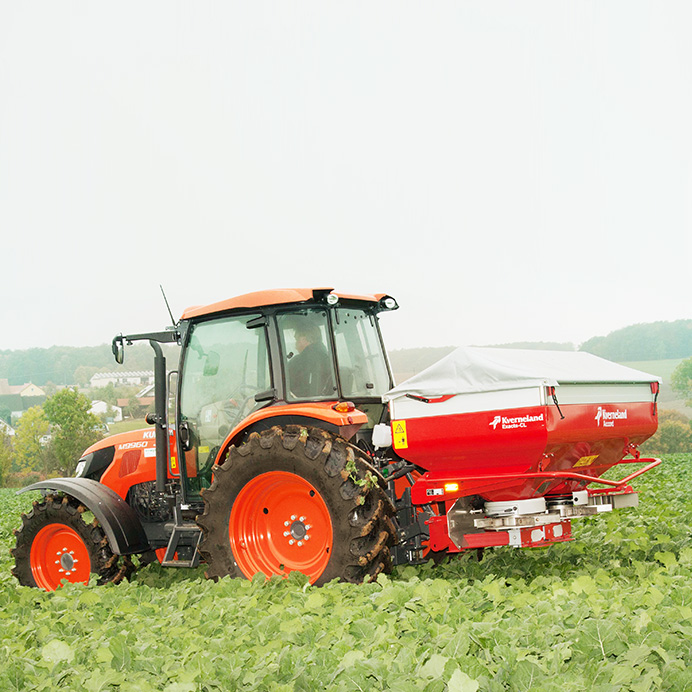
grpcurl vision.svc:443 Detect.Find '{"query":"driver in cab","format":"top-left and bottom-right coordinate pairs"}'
top-left (287, 323), bottom-right (333, 398)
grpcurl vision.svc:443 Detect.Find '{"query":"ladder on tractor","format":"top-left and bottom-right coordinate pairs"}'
top-left (159, 502), bottom-right (203, 568)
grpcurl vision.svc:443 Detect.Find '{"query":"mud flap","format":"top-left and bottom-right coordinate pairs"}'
top-left (18, 478), bottom-right (150, 555)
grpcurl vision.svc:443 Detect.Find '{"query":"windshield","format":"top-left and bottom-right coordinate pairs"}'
top-left (180, 314), bottom-right (270, 476)
top-left (277, 307), bottom-right (390, 401)
top-left (333, 308), bottom-right (390, 397)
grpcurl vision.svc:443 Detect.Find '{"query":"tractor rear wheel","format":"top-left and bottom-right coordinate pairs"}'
top-left (197, 426), bottom-right (396, 585)
top-left (12, 495), bottom-right (122, 591)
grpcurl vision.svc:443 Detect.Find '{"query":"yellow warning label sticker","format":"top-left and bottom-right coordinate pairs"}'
top-left (574, 454), bottom-right (599, 468)
top-left (199, 446), bottom-right (210, 454)
top-left (392, 420), bottom-right (408, 449)
top-left (170, 456), bottom-right (178, 472)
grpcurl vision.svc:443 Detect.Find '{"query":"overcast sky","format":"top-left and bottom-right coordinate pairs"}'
top-left (1, 2), bottom-right (690, 353)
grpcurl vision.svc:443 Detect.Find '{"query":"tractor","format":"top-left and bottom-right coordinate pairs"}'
top-left (11, 288), bottom-right (661, 590)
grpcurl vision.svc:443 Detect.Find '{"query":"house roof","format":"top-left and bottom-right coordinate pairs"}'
top-left (136, 383), bottom-right (155, 398)
top-left (0, 379), bottom-right (45, 396)
top-left (117, 397), bottom-right (155, 407)
top-left (91, 371), bottom-right (154, 380)
top-left (0, 419), bottom-right (14, 436)
top-left (89, 400), bottom-right (122, 412)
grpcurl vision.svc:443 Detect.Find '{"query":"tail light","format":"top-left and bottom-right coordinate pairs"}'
top-left (332, 401), bottom-right (356, 413)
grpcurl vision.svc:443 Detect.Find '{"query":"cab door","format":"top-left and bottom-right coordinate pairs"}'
top-left (178, 314), bottom-right (271, 496)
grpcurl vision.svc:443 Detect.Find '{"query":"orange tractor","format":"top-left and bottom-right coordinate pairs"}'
top-left (12, 288), bottom-right (660, 590)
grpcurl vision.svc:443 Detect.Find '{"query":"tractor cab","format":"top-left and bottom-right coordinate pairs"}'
top-left (114, 288), bottom-right (398, 505)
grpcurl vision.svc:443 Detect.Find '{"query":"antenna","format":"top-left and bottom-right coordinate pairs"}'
top-left (160, 285), bottom-right (176, 327)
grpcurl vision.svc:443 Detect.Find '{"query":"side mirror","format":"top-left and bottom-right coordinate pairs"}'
top-left (203, 351), bottom-right (220, 377)
top-left (112, 336), bottom-right (125, 365)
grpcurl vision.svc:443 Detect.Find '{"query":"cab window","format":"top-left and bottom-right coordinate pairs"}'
top-left (180, 314), bottom-right (270, 474)
top-left (333, 309), bottom-right (390, 398)
top-left (276, 309), bottom-right (338, 400)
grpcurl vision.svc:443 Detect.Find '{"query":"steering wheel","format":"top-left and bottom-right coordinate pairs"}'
top-left (221, 384), bottom-right (257, 419)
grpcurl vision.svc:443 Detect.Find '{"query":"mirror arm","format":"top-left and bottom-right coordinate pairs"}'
top-left (111, 330), bottom-right (180, 364)
top-left (121, 330), bottom-right (180, 345)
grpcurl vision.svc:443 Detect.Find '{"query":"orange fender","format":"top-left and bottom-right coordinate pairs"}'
top-left (215, 401), bottom-right (367, 465)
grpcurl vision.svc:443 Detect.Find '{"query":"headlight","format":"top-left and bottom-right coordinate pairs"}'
top-left (378, 295), bottom-right (398, 311)
top-left (74, 460), bottom-right (87, 478)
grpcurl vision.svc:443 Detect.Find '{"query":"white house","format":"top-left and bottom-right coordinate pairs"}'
top-left (90, 400), bottom-right (123, 423)
top-left (90, 371), bottom-right (155, 389)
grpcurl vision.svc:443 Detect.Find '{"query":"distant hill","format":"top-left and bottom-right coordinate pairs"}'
top-left (580, 320), bottom-right (692, 361)
top-left (0, 343), bottom-right (177, 387)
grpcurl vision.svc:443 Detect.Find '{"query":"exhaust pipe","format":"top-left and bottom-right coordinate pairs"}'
top-left (150, 340), bottom-right (168, 493)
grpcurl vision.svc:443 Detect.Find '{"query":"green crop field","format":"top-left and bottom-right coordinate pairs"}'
top-left (1, 455), bottom-right (691, 691)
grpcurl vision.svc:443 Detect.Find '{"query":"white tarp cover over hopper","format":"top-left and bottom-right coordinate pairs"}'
top-left (385, 347), bottom-right (661, 401)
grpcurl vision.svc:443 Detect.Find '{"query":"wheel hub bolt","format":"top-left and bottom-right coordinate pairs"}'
top-left (284, 515), bottom-right (311, 546)
top-left (57, 549), bottom-right (75, 572)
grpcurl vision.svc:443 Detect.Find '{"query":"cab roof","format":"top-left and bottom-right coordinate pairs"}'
top-left (181, 288), bottom-right (389, 320)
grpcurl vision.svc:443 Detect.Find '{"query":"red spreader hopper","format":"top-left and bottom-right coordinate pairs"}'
top-left (381, 347), bottom-right (661, 555)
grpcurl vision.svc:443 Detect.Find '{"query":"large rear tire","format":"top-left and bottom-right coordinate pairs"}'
top-left (197, 426), bottom-right (396, 585)
top-left (12, 495), bottom-right (125, 591)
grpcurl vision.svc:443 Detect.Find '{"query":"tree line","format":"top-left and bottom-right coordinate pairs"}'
top-left (0, 389), bottom-right (103, 487)
top-left (1, 320), bottom-right (690, 388)
top-left (580, 319), bottom-right (692, 361)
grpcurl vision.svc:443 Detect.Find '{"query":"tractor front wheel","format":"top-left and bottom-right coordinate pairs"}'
top-left (12, 495), bottom-right (121, 591)
top-left (197, 426), bottom-right (396, 585)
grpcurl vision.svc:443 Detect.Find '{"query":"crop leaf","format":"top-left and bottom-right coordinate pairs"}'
top-left (448, 669), bottom-right (480, 692)
top-left (41, 640), bottom-right (74, 664)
